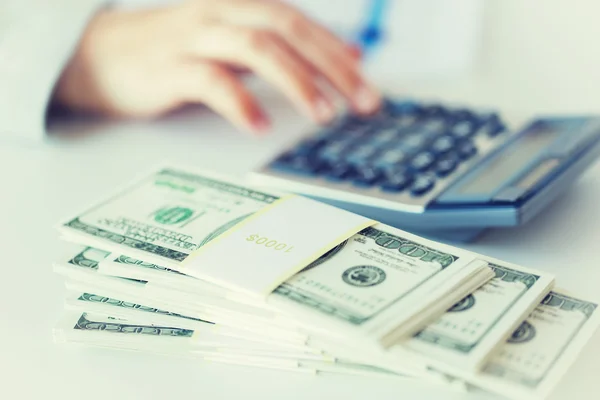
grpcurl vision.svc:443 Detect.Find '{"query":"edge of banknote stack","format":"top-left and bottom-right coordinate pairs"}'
top-left (51, 166), bottom-right (600, 400)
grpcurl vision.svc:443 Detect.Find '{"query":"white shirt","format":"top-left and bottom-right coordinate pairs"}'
top-left (0, 0), bottom-right (107, 142)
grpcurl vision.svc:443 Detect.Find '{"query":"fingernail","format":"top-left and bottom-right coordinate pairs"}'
top-left (354, 85), bottom-right (381, 114)
top-left (313, 98), bottom-right (335, 124)
top-left (250, 112), bottom-right (270, 134)
top-left (348, 44), bottom-right (362, 61)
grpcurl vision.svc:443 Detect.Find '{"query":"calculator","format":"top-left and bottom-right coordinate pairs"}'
top-left (251, 99), bottom-right (600, 241)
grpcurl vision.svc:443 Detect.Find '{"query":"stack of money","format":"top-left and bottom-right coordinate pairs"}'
top-left (52, 167), bottom-right (600, 399)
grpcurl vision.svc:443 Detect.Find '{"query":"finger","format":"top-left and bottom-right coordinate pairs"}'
top-left (208, 0), bottom-right (356, 63)
top-left (174, 61), bottom-right (270, 135)
top-left (182, 24), bottom-right (337, 124)
top-left (348, 44), bottom-right (363, 61)
top-left (209, 0), bottom-right (381, 114)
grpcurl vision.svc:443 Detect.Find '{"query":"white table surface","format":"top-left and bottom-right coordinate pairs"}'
top-left (3, 73), bottom-right (600, 400)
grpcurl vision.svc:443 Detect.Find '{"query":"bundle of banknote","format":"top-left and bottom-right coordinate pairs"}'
top-left (52, 167), bottom-right (600, 399)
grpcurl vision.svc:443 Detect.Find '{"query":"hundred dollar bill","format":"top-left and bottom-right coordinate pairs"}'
top-left (60, 243), bottom-right (487, 353)
top-left (97, 252), bottom-right (261, 306)
top-left (54, 246), bottom-right (482, 384)
top-left (98, 226), bottom-right (491, 348)
top-left (401, 259), bottom-right (554, 371)
top-left (66, 291), bottom-right (310, 348)
top-left (95, 245), bottom-right (528, 376)
top-left (95, 240), bottom-right (504, 369)
top-left (58, 168), bottom-right (281, 266)
top-left (54, 312), bottom-right (314, 373)
top-left (435, 290), bottom-right (600, 399)
top-left (96, 245), bottom-right (545, 380)
top-left (54, 311), bottom-right (412, 379)
top-left (56, 246), bottom-right (280, 319)
top-left (98, 253), bottom-right (190, 284)
top-left (55, 246), bottom-right (306, 339)
top-left (58, 167), bottom-right (379, 301)
top-left (478, 290), bottom-right (600, 399)
top-left (266, 225), bottom-right (493, 347)
top-left (55, 311), bottom-right (320, 359)
top-left (56, 167), bottom-right (493, 344)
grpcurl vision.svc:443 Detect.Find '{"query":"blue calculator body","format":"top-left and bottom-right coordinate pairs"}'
top-left (252, 100), bottom-right (600, 241)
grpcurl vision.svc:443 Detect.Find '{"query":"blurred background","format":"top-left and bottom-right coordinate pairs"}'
top-left (118, 0), bottom-right (600, 116)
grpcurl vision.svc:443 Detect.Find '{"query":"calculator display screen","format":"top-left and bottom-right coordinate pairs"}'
top-left (458, 128), bottom-right (560, 195)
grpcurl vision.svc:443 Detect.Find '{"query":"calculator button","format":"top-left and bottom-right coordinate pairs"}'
top-left (335, 121), bottom-right (370, 138)
top-left (294, 138), bottom-right (325, 156)
top-left (381, 171), bottom-right (412, 192)
top-left (410, 175), bottom-right (436, 196)
top-left (400, 133), bottom-right (427, 153)
top-left (370, 128), bottom-right (399, 145)
top-left (431, 135), bottom-right (455, 155)
top-left (381, 164), bottom-right (410, 177)
top-left (345, 128), bottom-right (371, 139)
top-left (379, 99), bottom-right (396, 113)
top-left (421, 118), bottom-right (447, 134)
top-left (290, 156), bottom-right (321, 173)
top-left (451, 120), bottom-right (478, 139)
top-left (343, 124), bottom-right (373, 139)
top-left (483, 121), bottom-right (506, 137)
top-left (478, 112), bottom-right (501, 126)
top-left (410, 152), bottom-right (436, 172)
top-left (323, 162), bottom-right (354, 181)
top-left (380, 99), bottom-right (404, 117)
top-left (396, 114), bottom-right (419, 128)
top-left (422, 104), bottom-right (447, 119)
top-left (319, 141), bottom-right (353, 162)
top-left (373, 149), bottom-right (406, 168)
top-left (273, 155), bottom-right (320, 176)
top-left (273, 151), bottom-right (294, 164)
top-left (343, 114), bottom-right (371, 127)
top-left (346, 145), bottom-right (380, 166)
top-left (352, 167), bottom-right (381, 187)
top-left (435, 156), bottom-right (459, 177)
top-left (312, 125), bottom-right (339, 140)
top-left (457, 142), bottom-right (478, 160)
top-left (389, 101), bottom-right (422, 116)
top-left (451, 109), bottom-right (476, 122)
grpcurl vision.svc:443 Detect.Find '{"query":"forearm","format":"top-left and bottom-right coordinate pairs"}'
top-left (0, 0), bottom-right (108, 142)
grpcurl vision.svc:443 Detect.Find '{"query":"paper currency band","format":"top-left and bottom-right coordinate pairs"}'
top-left (180, 195), bottom-right (376, 298)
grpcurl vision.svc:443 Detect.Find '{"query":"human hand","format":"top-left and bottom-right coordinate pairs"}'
top-left (53, 0), bottom-right (381, 134)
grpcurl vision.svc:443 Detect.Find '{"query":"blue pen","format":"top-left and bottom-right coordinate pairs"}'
top-left (358, 0), bottom-right (389, 54)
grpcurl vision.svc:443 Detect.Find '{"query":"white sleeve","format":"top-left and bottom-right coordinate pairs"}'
top-left (0, 0), bottom-right (108, 143)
